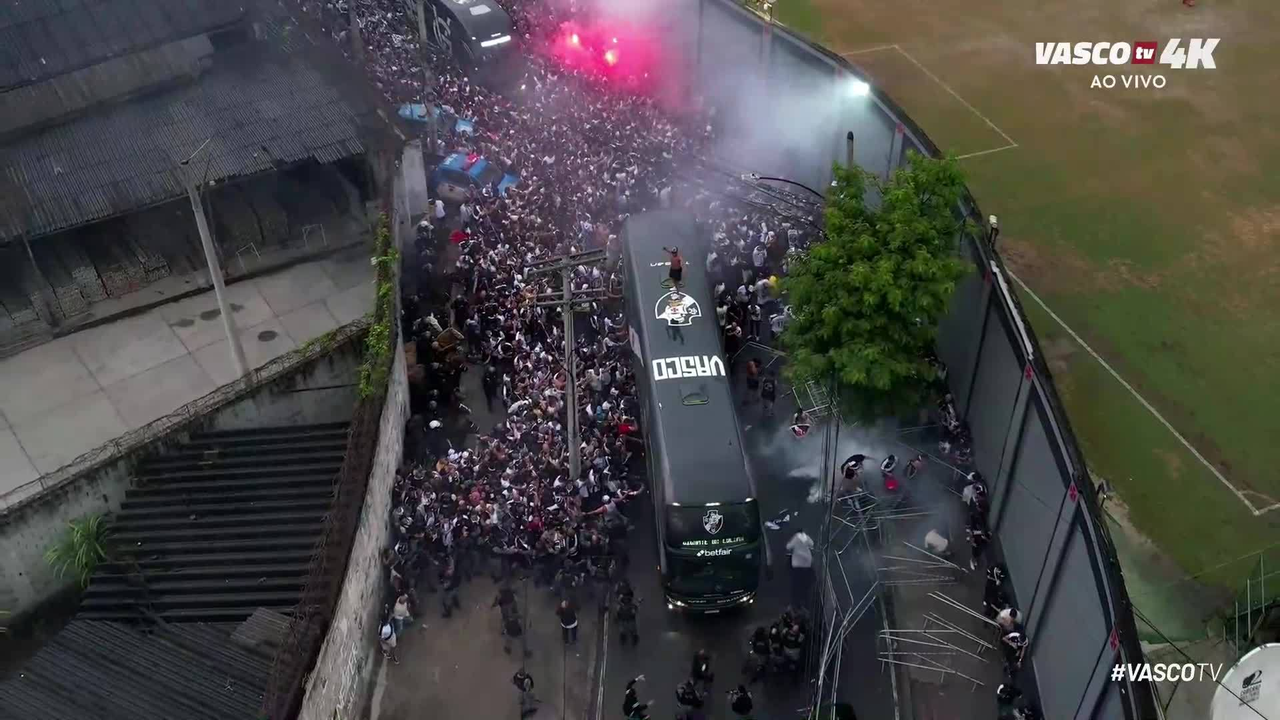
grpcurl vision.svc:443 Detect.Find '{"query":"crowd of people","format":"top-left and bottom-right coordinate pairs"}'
top-left (284, 0), bottom-right (1043, 718)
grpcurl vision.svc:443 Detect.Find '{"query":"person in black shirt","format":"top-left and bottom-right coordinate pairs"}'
top-left (760, 375), bottom-right (777, 416)
top-left (691, 649), bottom-right (714, 688)
top-left (675, 679), bottom-right (704, 709)
top-left (483, 365), bottom-right (501, 412)
top-left (512, 669), bottom-right (537, 718)
top-left (440, 563), bottom-right (461, 618)
top-left (728, 684), bottom-right (754, 716)
top-left (615, 592), bottom-right (639, 646)
top-left (622, 675), bottom-right (651, 718)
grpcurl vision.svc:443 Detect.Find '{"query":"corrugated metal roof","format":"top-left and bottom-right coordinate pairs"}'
top-left (0, 47), bottom-right (367, 242)
top-left (0, 0), bottom-right (245, 90)
top-left (0, 620), bottom-right (274, 720)
top-left (0, 34), bottom-right (215, 138)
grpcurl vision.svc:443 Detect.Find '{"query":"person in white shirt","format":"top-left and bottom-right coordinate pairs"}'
top-left (786, 529), bottom-right (816, 607)
top-left (752, 244), bottom-right (767, 271)
top-left (753, 277), bottom-right (772, 306)
top-left (786, 530), bottom-right (814, 568)
top-left (769, 311), bottom-right (787, 339)
top-left (434, 198), bottom-right (446, 221)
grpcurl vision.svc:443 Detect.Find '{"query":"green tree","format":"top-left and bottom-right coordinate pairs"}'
top-left (780, 152), bottom-right (972, 421)
top-left (45, 514), bottom-right (112, 588)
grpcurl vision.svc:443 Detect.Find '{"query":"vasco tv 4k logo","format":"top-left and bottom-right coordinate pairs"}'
top-left (1035, 39), bottom-right (1219, 90)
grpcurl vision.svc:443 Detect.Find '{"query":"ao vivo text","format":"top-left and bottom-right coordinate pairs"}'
top-left (1035, 39), bottom-right (1219, 69)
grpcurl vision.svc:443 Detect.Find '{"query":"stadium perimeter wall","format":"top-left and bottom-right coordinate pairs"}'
top-left (686, 2), bottom-right (1157, 718)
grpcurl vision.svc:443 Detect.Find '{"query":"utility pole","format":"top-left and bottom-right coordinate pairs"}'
top-left (414, 0), bottom-right (440, 155)
top-left (182, 140), bottom-right (248, 378)
top-left (527, 248), bottom-right (609, 483)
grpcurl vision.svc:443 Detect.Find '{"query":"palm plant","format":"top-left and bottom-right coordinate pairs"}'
top-left (45, 514), bottom-right (112, 588)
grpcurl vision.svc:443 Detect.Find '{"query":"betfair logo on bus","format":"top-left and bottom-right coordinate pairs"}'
top-left (1034, 39), bottom-right (1219, 90)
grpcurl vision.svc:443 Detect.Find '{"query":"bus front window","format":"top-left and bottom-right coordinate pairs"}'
top-left (668, 553), bottom-right (758, 596)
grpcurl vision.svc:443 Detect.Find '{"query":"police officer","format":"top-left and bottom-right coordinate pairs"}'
top-left (675, 679), bottom-right (704, 710)
top-left (483, 365), bottom-right (500, 412)
top-left (440, 563), bottom-right (461, 618)
top-left (615, 591), bottom-right (639, 646)
top-left (727, 684), bottom-right (754, 717)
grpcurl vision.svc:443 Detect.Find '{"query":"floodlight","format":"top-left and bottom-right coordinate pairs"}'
top-left (604, 49), bottom-right (619, 65)
top-left (570, 33), bottom-right (580, 45)
top-left (847, 79), bottom-right (871, 97)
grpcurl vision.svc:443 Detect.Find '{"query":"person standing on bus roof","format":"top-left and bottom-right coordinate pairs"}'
top-left (662, 246), bottom-right (683, 288)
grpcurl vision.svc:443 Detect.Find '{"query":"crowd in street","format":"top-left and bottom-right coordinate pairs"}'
top-left (284, 0), bottom-right (1046, 718)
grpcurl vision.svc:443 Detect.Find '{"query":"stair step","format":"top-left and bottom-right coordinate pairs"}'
top-left (94, 562), bottom-right (312, 582)
top-left (180, 432), bottom-right (350, 452)
top-left (190, 422), bottom-right (349, 441)
top-left (142, 450), bottom-right (347, 470)
top-left (138, 463), bottom-right (341, 483)
top-left (116, 536), bottom-right (319, 558)
top-left (85, 576), bottom-right (305, 596)
top-left (78, 605), bottom-right (298, 622)
top-left (144, 441), bottom-right (349, 465)
top-left (80, 590), bottom-right (303, 611)
top-left (116, 498), bottom-right (331, 521)
top-left (118, 550), bottom-right (316, 570)
top-left (113, 522), bottom-right (323, 545)
top-left (129, 474), bottom-right (337, 496)
top-left (120, 486), bottom-right (334, 510)
top-left (113, 509), bottom-right (326, 531)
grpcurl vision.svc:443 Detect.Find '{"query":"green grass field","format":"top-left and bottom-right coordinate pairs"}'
top-left (772, 0), bottom-right (1280, 601)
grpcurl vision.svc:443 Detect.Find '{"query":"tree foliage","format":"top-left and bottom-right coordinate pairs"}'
top-left (780, 152), bottom-right (972, 421)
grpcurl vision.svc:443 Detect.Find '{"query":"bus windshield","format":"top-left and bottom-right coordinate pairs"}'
top-left (666, 501), bottom-right (760, 551)
top-left (668, 551), bottom-right (760, 596)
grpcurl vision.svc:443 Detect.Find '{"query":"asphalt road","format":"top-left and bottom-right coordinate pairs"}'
top-left (599, 344), bottom-right (898, 720)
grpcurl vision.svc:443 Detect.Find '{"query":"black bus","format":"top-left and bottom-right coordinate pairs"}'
top-left (418, 0), bottom-right (515, 70)
top-left (621, 211), bottom-right (765, 612)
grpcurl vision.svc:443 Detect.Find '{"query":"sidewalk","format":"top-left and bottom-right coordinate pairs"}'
top-left (368, 575), bottom-right (601, 720)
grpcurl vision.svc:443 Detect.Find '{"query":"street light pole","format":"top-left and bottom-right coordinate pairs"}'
top-left (182, 141), bottom-right (248, 378)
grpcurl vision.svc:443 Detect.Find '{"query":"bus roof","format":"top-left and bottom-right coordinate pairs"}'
top-left (433, 0), bottom-right (512, 40)
top-left (622, 211), bottom-right (756, 507)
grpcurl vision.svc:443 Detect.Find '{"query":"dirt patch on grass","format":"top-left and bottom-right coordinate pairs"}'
top-left (1040, 337), bottom-right (1079, 376)
top-left (1002, 239), bottom-right (1165, 294)
top-left (999, 238), bottom-right (1103, 294)
top-left (1152, 449), bottom-right (1185, 482)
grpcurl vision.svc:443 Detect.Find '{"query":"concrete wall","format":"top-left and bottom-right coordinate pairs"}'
top-left (297, 333), bottom-right (408, 720)
top-left (0, 330), bottom-right (364, 621)
top-left (205, 348), bottom-right (362, 432)
top-left (691, 2), bottom-right (1156, 717)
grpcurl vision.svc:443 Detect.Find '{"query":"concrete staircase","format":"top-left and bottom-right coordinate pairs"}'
top-left (81, 422), bottom-right (350, 623)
